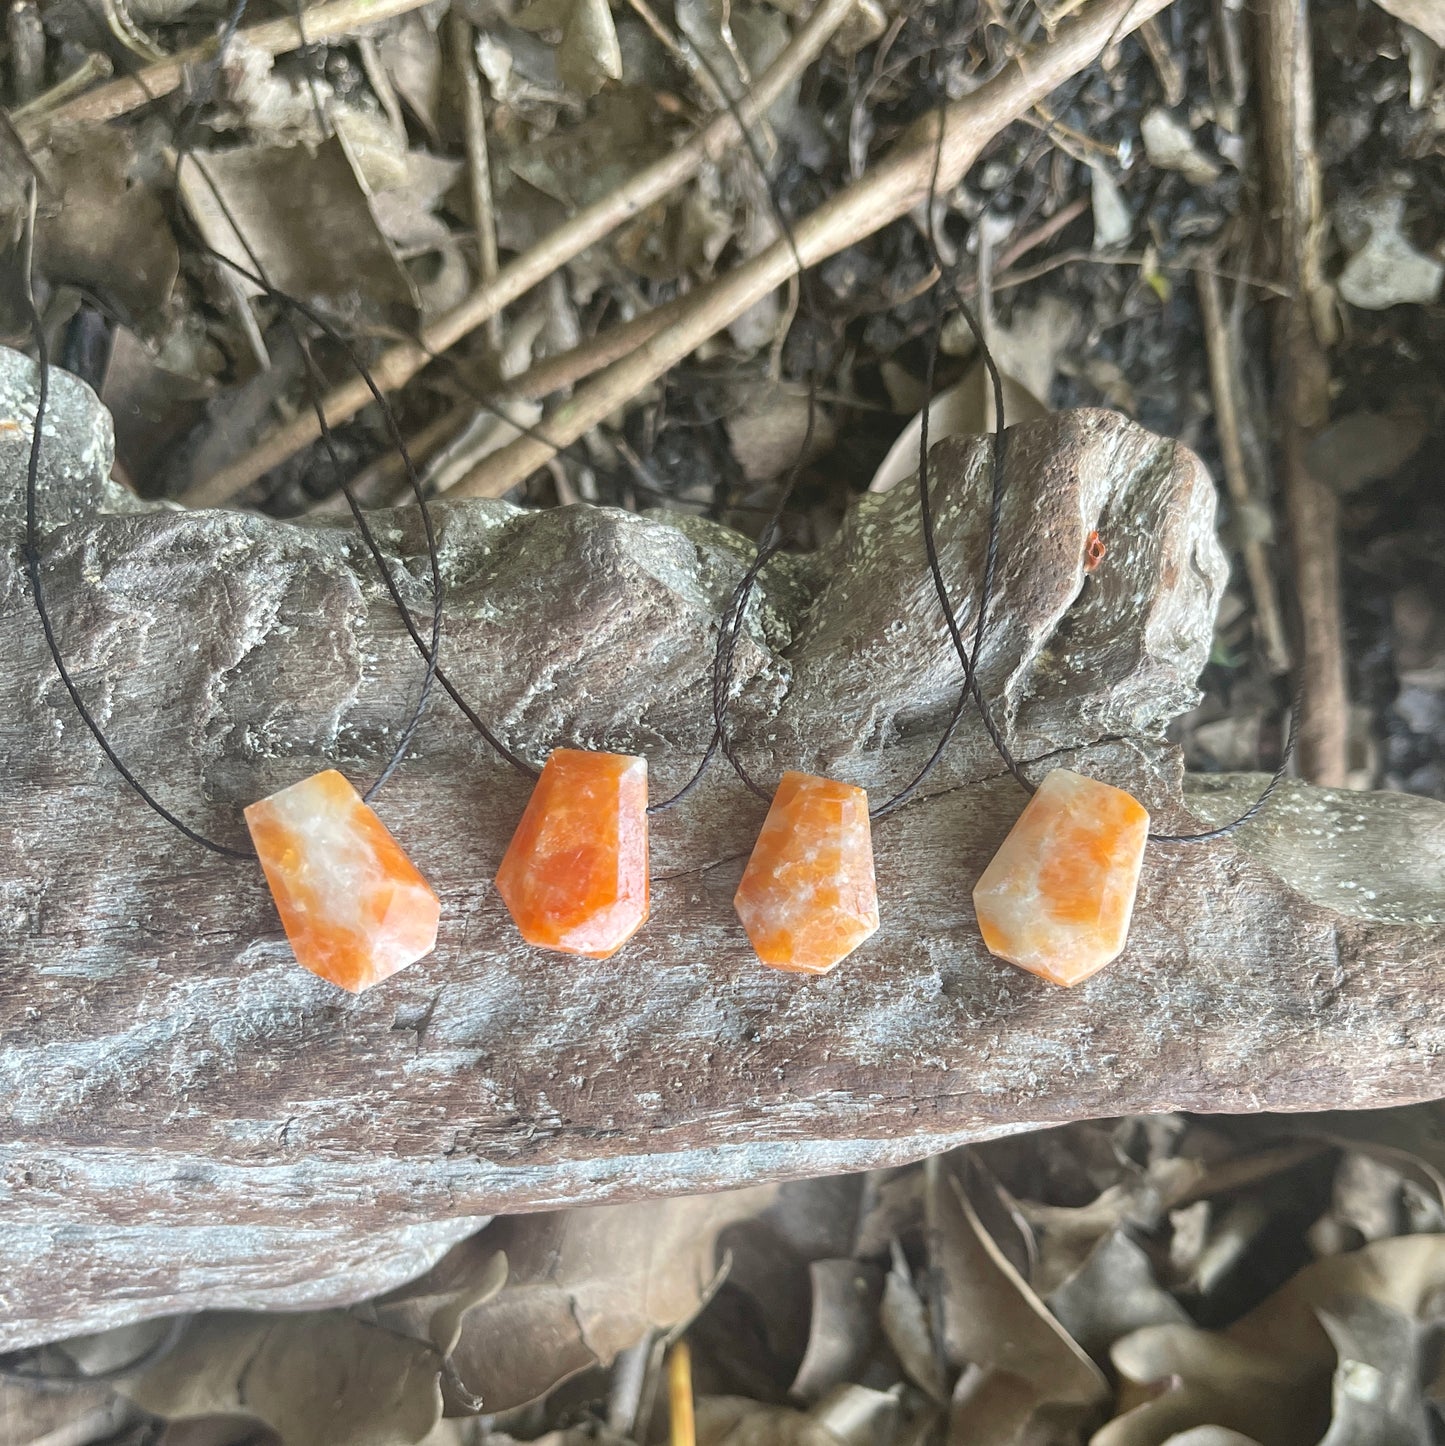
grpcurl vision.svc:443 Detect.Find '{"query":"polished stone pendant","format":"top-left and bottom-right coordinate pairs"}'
top-left (245, 769), bottom-right (441, 993)
top-left (972, 768), bottom-right (1148, 987)
top-left (734, 771), bottom-right (880, 975)
top-left (495, 748), bottom-right (650, 958)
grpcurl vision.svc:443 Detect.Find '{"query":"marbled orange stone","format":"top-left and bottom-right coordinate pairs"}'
top-left (734, 771), bottom-right (880, 975)
top-left (244, 769), bottom-right (440, 993)
top-left (495, 748), bottom-right (649, 958)
top-left (972, 768), bottom-right (1149, 987)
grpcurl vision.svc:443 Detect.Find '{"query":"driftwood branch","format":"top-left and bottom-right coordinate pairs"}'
top-left (4, 352), bottom-right (1444, 1350)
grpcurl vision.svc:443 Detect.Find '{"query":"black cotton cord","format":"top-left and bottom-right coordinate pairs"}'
top-left (687, 32), bottom-right (999, 821)
top-left (904, 28), bottom-right (1300, 845)
top-left (170, 42), bottom-right (718, 807)
top-left (911, 90), bottom-right (1034, 801)
top-left (1149, 670), bottom-right (1302, 843)
top-left (190, 242), bottom-right (543, 782)
top-left (19, 181), bottom-right (251, 859)
top-left (353, 325), bottom-right (730, 810)
top-left (330, 28), bottom-right (825, 816)
top-left (168, 18), bottom-right (444, 807)
top-left (17, 0), bottom-right (447, 858)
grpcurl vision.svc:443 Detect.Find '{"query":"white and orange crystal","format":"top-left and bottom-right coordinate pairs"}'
top-left (245, 769), bottom-right (440, 992)
top-left (972, 769), bottom-right (1148, 987)
top-left (734, 771), bottom-right (879, 975)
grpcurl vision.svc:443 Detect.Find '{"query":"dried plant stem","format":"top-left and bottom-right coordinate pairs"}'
top-left (16, 0), bottom-right (435, 137)
top-left (504, 196), bottom-right (1090, 411)
top-left (1195, 266), bottom-right (1290, 676)
top-left (314, 404), bottom-right (468, 512)
top-left (10, 54), bottom-right (115, 127)
top-left (450, 9), bottom-right (502, 351)
top-left (450, 0), bottom-right (1173, 499)
top-left (180, 0), bottom-right (857, 509)
top-left (622, 0), bottom-right (726, 108)
top-left (667, 1342), bottom-right (696, 1446)
top-left (1258, 0), bottom-right (1347, 786)
top-left (505, 289), bottom-right (704, 403)
top-left (6, 0), bottom-right (46, 106)
top-left (1138, 15), bottom-right (1185, 105)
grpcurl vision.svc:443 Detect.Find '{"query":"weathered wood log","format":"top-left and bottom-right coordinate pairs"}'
top-left (2, 347), bottom-right (1443, 1350)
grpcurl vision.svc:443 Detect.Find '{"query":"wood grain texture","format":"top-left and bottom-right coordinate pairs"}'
top-left (3, 350), bottom-right (1443, 1349)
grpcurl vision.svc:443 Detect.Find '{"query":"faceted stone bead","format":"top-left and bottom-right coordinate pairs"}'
top-left (495, 749), bottom-right (649, 958)
top-left (972, 768), bottom-right (1149, 987)
top-left (734, 771), bottom-right (880, 975)
top-left (244, 769), bottom-right (441, 993)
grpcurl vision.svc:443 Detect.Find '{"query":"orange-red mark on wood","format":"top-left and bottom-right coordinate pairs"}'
top-left (972, 768), bottom-right (1148, 987)
top-left (496, 748), bottom-right (649, 957)
top-left (734, 771), bottom-right (879, 975)
top-left (1084, 530), bottom-right (1106, 572)
top-left (245, 769), bottom-right (440, 992)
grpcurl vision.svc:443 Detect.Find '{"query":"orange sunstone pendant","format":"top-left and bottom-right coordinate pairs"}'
top-left (734, 771), bottom-right (880, 975)
top-left (244, 769), bottom-right (441, 993)
top-left (972, 768), bottom-right (1149, 988)
top-left (495, 748), bottom-right (650, 958)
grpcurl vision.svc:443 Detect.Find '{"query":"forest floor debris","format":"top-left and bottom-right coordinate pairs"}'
top-left (4, 1108), bottom-right (1445, 1445)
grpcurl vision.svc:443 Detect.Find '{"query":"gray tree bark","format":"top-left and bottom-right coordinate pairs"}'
top-left (2, 347), bottom-right (1442, 1349)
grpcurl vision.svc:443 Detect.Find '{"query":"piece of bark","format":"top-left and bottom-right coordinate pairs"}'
top-left (2, 349), bottom-right (1443, 1351)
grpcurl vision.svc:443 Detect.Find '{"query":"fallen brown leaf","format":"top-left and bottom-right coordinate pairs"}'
top-left (789, 1260), bottom-right (884, 1404)
top-left (126, 1311), bottom-right (442, 1446)
top-left (29, 127), bottom-right (180, 323)
top-left (1099, 1235), bottom-right (1445, 1446)
top-left (183, 135), bottom-right (419, 327)
top-left (447, 1188), bottom-right (778, 1413)
top-left (927, 1156), bottom-right (1107, 1439)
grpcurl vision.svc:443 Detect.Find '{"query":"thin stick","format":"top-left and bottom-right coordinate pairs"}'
top-left (667, 1341), bottom-right (696, 1446)
top-left (312, 402), bottom-right (467, 512)
top-left (179, 0), bottom-right (857, 508)
top-left (1138, 14), bottom-right (1185, 105)
top-left (15, 0), bottom-right (435, 137)
top-left (993, 194), bottom-right (1088, 271)
top-left (1258, 0), bottom-right (1347, 785)
top-left (7, 0), bottom-right (47, 107)
top-left (623, 0), bottom-right (726, 108)
top-left (450, 7), bottom-right (502, 351)
top-left (10, 54), bottom-right (114, 126)
top-left (502, 289), bottom-right (703, 403)
top-left (450, 0), bottom-right (1174, 499)
top-left (1196, 265), bottom-right (1290, 675)
top-left (505, 196), bottom-right (1088, 408)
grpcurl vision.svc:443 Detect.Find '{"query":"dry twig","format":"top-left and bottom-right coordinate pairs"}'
top-left (450, 7), bottom-right (502, 351)
top-left (504, 289), bottom-right (703, 405)
top-left (1138, 15), bottom-right (1185, 105)
top-left (448, 0), bottom-right (1174, 499)
top-left (1195, 266), bottom-right (1290, 676)
top-left (667, 1341), bottom-right (696, 1446)
top-left (179, 0), bottom-right (858, 508)
top-left (13, 0), bottom-right (436, 137)
top-left (10, 54), bottom-right (115, 127)
top-left (622, 0), bottom-right (727, 109)
top-left (1258, 0), bottom-right (1347, 785)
